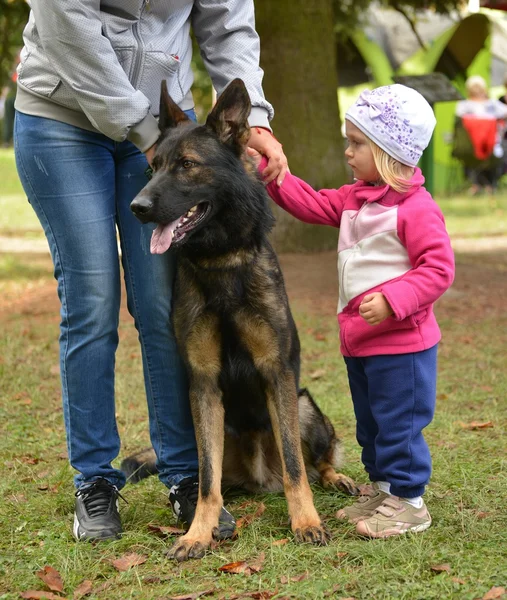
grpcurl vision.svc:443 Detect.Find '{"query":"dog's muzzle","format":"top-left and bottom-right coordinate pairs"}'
top-left (130, 192), bottom-right (154, 222)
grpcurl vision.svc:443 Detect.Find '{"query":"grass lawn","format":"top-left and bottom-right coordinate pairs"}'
top-left (0, 148), bottom-right (506, 599)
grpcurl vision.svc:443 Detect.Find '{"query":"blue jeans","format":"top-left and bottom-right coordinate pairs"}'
top-left (14, 111), bottom-right (198, 489)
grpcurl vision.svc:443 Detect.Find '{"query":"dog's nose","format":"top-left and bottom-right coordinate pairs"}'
top-left (130, 194), bottom-right (154, 216)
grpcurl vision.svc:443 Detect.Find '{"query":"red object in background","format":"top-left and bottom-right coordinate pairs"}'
top-left (461, 116), bottom-right (498, 159)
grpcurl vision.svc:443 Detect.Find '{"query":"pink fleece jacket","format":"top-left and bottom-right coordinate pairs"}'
top-left (262, 162), bottom-right (455, 357)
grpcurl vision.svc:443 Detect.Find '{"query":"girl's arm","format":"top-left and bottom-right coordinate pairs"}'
top-left (381, 198), bottom-right (455, 320)
top-left (258, 156), bottom-right (351, 227)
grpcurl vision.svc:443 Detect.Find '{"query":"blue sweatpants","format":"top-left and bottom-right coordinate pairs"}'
top-left (344, 344), bottom-right (437, 498)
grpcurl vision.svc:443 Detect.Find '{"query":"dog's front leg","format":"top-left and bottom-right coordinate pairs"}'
top-left (167, 381), bottom-right (225, 561)
top-left (266, 373), bottom-right (330, 545)
top-left (167, 317), bottom-right (227, 562)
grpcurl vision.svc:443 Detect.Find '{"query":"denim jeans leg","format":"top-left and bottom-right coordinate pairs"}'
top-left (14, 112), bottom-right (126, 488)
top-left (114, 139), bottom-right (198, 487)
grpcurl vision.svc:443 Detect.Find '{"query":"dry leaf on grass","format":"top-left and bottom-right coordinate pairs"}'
top-left (280, 572), bottom-right (308, 584)
top-left (147, 523), bottom-right (186, 536)
top-left (430, 564), bottom-right (451, 574)
top-left (309, 368), bottom-right (326, 380)
top-left (271, 538), bottom-right (289, 546)
top-left (236, 502), bottom-right (266, 528)
top-left (218, 552), bottom-right (265, 575)
top-left (20, 592), bottom-right (67, 600)
top-left (459, 421), bottom-right (494, 430)
top-left (483, 587), bottom-right (506, 600)
top-left (111, 553), bottom-right (148, 571)
top-left (169, 589), bottom-right (216, 600)
top-left (73, 580), bottom-right (93, 599)
top-left (36, 566), bottom-right (64, 592)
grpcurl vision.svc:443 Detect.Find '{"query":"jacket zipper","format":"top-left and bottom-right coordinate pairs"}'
top-left (131, 1), bottom-right (146, 88)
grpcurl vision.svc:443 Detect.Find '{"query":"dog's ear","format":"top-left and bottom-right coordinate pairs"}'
top-left (159, 80), bottom-right (190, 132)
top-left (205, 79), bottom-right (251, 151)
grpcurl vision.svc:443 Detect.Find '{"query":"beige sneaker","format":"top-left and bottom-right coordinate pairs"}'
top-left (355, 496), bottom-right (431, 538)
top-left (336, 482), bottom-right (390, 524)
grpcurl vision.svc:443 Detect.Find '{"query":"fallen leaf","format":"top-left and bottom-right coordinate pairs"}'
top-left (313, 332), bottom-right (327, 341)
top-left (111, 553), bottom-right (147, 571)
top-left (169, 590), bottom-right (216, 600)
top-left (309, 368), bottom-right (326, 380)
top-left (20, 592), bottom-right (67, 600)
top-left (20, 456), bottom-right (41, 465)
top-left (336, 551), bottom-right (349, 560)
top-left (73, 580), bottom-right (93, 599)
top-left (236, 502), bottom-right (266, 529)
top-left (476, 511), bottom-right (493, 519)
top-left (147, 523), bottom-right (186, 537)
top-left (459, 421), bottom-right (494, 430)
top-left (271, 538), bottom-right (289, 546)
top-left (430, 563), bottom-right (451, 574)
top-left (483, 587), bottom-right (506, 600)
top-left (451, 577), bottom-right (466, 585)
top-left (36, 566), bottom-right (64, 592)
top-left (218, 561), bottom-right (250, 574)
top-left (218, 553), bottom-right (265, 576)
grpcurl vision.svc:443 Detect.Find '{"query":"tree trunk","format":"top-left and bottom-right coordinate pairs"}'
top-left (255, 0), bottom-right (347, 252)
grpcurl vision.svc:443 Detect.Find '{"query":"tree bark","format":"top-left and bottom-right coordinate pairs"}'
top-left (255, 0), bottom-right (347, 252)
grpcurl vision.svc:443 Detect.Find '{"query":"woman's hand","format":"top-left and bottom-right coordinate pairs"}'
top-left (247, 127), bottom-right (288, 186)
top-left (359, 293), bottom-right (394, 326)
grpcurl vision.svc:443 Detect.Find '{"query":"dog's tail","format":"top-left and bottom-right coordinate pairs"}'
top-left (120, 447), bottom-right (158, 483)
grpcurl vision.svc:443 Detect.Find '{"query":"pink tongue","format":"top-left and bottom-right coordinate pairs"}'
top-left (150, 221), bottom-right (179, 254)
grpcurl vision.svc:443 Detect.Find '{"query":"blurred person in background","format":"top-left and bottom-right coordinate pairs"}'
top-left (455, 75), bottom-right (507, 195)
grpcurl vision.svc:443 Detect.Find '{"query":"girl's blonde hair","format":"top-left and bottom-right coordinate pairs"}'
top-left (368, 140), bottom-right (414, 193)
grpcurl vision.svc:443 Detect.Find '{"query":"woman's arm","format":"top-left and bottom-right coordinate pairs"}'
top-left (29, 0), bottom-right (160, 152)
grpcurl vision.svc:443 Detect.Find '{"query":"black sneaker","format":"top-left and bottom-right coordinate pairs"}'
top-left (73, 478), bottom-right (124, 541)
top-left (168, 475), bottom-right (236, 540)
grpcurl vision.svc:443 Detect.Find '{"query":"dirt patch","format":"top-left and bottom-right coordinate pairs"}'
top-left (1, 249), bottom-right (506, 324)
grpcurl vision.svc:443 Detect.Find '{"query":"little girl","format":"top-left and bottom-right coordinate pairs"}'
top-left (253, 84), bottom-right (455, 538)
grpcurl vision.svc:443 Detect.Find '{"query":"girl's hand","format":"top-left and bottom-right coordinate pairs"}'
top-left (247, 127), bottom-right (288, 186)
top-left (246, 146), bottom-right (263, 167)
top-left (359, 293), bottom-right (394, 326)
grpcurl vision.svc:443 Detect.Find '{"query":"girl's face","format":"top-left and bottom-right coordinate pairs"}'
top-left (344, 121), bottom-right (379, 183)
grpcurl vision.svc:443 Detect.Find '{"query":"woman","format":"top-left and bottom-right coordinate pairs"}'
top-left (14, 0), bottom-right (287, 541)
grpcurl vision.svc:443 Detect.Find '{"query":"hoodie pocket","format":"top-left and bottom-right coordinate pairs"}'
top-left (17, 50), bottom-right (60, 98)
top-left (137, 52), bottom-right (181, 109)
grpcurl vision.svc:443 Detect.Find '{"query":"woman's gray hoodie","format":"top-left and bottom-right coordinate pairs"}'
top-left (15, 0), bottom-right (273, 151)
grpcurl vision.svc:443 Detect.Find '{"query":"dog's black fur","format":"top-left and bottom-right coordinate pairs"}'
top-left (127, 79), bottom-right (357, 561)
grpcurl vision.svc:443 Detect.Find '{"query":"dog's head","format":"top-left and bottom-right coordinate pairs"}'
top-left (131, 79), bottom-right (273, 256)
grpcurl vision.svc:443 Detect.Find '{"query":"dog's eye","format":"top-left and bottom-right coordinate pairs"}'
top-left (182, 160), bottom-right (196, 169)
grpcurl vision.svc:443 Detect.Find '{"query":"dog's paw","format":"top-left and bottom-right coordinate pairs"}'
top-left (293, 523), bottom-right (331, 545)
top-left (327, 473), bottom-right (360, 496)
top-left (166, 537), bottom-right (210, 562)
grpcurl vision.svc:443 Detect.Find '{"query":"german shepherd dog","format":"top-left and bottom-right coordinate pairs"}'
top-left (127, 79), bottom-right (357, 561)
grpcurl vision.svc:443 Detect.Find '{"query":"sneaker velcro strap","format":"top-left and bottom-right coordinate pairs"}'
top-left (375, 497), bottom-right (403, 517)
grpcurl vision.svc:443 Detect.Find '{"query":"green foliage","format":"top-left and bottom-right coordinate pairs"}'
top-left (0, 0), bottom-right (28, 90)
